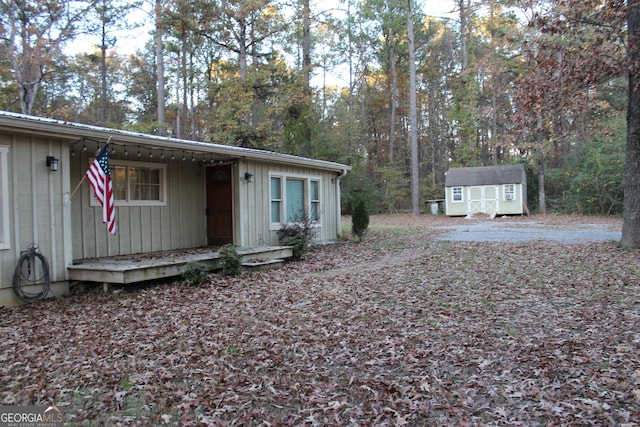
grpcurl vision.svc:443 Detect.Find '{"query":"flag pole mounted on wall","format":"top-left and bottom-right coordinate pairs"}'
top-left (70, 136), bottom-right (116, 234)
top-left (69, 135), bottom-right (112, 199)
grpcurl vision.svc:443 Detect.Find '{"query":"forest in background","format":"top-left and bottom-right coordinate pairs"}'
top-left (0, 0), bottom-right (628, 215)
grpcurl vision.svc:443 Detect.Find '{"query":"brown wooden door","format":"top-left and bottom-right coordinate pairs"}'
top-left (206, 165), bottom-right (233, 246)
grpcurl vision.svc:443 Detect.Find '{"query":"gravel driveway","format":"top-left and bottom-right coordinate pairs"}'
top-left (435, 219), bottom-right (622, 244)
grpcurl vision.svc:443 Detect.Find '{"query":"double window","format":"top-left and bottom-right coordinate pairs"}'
top-left (90, 159), bottom-right (166, 207)
top-left (270, 174), bottom-right (320, 226)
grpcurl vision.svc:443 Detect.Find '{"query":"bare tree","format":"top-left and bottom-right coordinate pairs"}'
top-left (1, 0), bottom-right (98, 115)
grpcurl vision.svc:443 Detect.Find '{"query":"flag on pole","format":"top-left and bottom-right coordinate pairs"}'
top-left (86, 143), bottom-right (116, 234)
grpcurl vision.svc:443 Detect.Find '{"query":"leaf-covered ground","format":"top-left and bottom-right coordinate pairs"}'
top-left (1, 215), bottom-right (639, 426)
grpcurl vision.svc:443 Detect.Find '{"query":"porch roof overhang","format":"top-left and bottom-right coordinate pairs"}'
top-left (0, 111), bottom-right (351, 174)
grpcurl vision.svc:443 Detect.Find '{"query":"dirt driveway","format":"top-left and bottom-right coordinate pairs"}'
top-left (364, 213), bottom-right (623, 244)
top-left (435, 217), bottom-right (622, 243)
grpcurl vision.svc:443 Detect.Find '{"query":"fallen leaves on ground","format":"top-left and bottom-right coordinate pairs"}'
top-left (1, 215), bottom-right (638, 426)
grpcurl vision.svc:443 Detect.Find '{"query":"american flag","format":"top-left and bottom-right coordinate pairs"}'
top-left (86, 143), bottom-right (116, 234)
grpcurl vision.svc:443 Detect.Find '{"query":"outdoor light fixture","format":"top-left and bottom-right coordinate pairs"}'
top-left (46, 156), bottom-right (59, 172)
top-left (245, 172), bottom-right (254, 182)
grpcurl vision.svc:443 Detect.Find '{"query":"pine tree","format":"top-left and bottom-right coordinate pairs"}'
top-left (352, 199), bottom-right (370, 241)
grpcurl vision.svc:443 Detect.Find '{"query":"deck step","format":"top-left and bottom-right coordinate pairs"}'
top-left (68, 246), bottom-right (293, 284)
top-left (241, 258), bottom-right (285, 272)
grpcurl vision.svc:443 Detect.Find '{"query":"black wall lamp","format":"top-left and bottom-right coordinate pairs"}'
top-left (46, 156), bottom-right (59, 172)
top-left (244, 172), bottom-right (254, 182)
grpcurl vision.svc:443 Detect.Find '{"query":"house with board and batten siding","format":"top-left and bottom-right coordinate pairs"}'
top-left (444, 164), bottom-right (528, 217)
top-left (0, 111), bottom-right (350, 306)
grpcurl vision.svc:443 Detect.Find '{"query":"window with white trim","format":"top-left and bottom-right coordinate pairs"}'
top-left (310, 180), bottom-right (320, 221)
top-left (504, 184), bottom-right (516, 201)
top-left (0, 146), bottom-right (9, 249)
top-left (90, 159), bottom-right (167, 206)
top-left (270, 174), bottom-right (321, 226)
top-left (270, 176), bottom-right (282, 223)
top-left (452, 187), bottom-right (463, 202)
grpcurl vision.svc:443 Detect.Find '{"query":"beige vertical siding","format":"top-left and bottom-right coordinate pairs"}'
top-left (0, 132), bottom-right (71, 304)
top-left (71, 150), bottom-right (207, 260)
top-left (499, 184), bottom-right (525, 215)
top-left (238, 160), bottom-right (341, 246)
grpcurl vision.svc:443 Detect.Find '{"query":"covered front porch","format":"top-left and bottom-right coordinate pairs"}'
top-left (67, 246), bottom-right (293, 288)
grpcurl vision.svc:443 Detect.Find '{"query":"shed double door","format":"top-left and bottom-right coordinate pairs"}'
top-left (468, 186), bottom-right (499, 215)
top-left (206, 165), bottom-right (233, 246)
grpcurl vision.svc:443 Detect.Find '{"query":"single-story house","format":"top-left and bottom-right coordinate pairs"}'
top-left (444, 164), bottom-right (527, 216)
top-left (0, 111), bottom-right (350, 306)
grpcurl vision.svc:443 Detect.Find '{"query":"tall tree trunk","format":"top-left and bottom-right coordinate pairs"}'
top-left (459, 0), bottom-right (468, 71)
top-left (17, 7), bottom-right (38, 116)
top-left (155, 0), bottom-right (166, 136)
top-left (239, 19), bottom-right (248, 82)
top-left (389, 39), bottom-right (398, 163)
top-left (347, 0), bottom-right (354, 109)
top-left (622, 1), bottom-right (640, 248)
top-left (100, 11), bottom-right (108, 124)
top-left (189, 50), bottom-right (196, 139)
top-left (302, 0), bottom-right (311, 89)
top-left (489, 0), bottom-right (497, 164)
top-left (175, 64), bottom-right (181, 138)
top-left (19, 82), bottom-right (38, 116)
top-left (407, 0), bottom-right (420, 215)
top-left (537, 111), bottom-right (546, 214)
top-left (181, 38), bottom-right (188, 139)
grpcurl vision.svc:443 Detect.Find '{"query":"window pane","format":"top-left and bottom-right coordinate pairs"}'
top-left (112, 165), bottom-right (127, 200)
top-left (286, 179), bottom-right (305, 222)
top-left (271, 177), bottom-right (281, 199)
top-left (310, 181), bottom-right (319, 221)
top-left (271, 201), bottom-right (281, 223)
top-left (310, 180), bottom-right (319, 200)
top-left (270, 177), bottom-right (282, 223)
top-left (130, 167), bottom-right (160, 201)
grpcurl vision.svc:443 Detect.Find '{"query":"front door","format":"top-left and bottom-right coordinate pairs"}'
top-left (206, 165), bottom-right (233, 246)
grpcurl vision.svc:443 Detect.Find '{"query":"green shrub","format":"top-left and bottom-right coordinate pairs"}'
top-left (352, 199), bottom-right (369, 241)
top-left (219, 244), bottom-right (241, 276)
top-left (182, 262), bottom-right (209, 286)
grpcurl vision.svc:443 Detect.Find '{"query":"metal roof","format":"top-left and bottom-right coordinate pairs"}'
top-left (445, 164), bottom-right (526, 187)
top-left (0, 111), bottom-right (350, 173)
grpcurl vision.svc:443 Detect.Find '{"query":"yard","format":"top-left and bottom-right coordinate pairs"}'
top-left (1, 214), bottom-right (639, 426)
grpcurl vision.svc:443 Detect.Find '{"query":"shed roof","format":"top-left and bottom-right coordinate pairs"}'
top-left (445, 164), bottom-right (525, 187)
top-left (0, 111), bottom-right (351, 173)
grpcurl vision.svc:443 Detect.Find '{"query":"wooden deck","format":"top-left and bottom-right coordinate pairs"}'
top-left (67, 246), bottom-right (293, 285)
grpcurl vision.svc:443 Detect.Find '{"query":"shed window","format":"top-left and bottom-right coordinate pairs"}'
top-left (0, 146), bottom-right (9, 249)
top-left (452, 187), bottom-right (463, 202)
top-left (270, 174), bottom-right (321, 227)
top-left (91, 159), bottom-right (166, 207)
top-left (504, 184), bottom-right (516, 201)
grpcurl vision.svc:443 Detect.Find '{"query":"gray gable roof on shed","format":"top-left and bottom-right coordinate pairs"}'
top-left (445, 164), bottom-right (525, 187)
